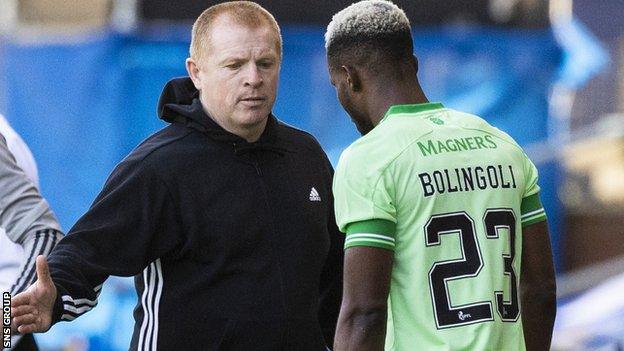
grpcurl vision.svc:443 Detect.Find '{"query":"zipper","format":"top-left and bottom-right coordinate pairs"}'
top-left (254, 167), bottom-right (288, 347)
top-left (253, 160), bottom-right (263, 177)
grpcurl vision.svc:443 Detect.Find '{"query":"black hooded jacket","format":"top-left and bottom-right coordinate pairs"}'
top-left (47, 77), bottom-right (344, 350)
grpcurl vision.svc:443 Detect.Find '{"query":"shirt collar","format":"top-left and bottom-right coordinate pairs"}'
top-left (383, 102), bottom-right (445, 119)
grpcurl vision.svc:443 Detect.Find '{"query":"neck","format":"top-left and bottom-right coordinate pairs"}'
top-left (235, 121), bottom-right (268, 143)
top-left (216, 117), bottom-right (268, 143)
top-left (368, 79), bottom-right (428, 126)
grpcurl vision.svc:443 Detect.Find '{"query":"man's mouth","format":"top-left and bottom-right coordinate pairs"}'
top-left (239, 96), bottom-right (266, 107)
top-left (240, 96), bottom-right (265, 101)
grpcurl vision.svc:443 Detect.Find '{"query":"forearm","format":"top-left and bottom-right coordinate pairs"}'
top-left (334, 307), bottom-right (387, 351)
top-left (520, 220), bottom-right (556, 351)
top-left (10, 229), bottom-right (63, 295)
top-left (47, 239), bottom-right (106, 324)
top-left (521, 284), bottom-right (556, 351)
top-left (319, 275), bottom-right (342, 346)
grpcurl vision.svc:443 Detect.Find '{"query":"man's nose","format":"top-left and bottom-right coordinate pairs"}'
top-left (244, 64), bottom-right (263, 88)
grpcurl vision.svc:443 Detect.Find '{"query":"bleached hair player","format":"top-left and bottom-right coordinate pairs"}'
top-left (325, 0), bottom-right (556, 350)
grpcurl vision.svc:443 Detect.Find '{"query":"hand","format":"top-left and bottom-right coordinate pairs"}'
top-left (11, 255), bottom-right (57, 334)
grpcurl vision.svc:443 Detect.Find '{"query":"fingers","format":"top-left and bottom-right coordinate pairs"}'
top-left (12, 305), bottom-right (36, 317)
top-left (11, 295), bottom-right (31, 334)
top-left (10, 311), bottom-right (28, 334)
top-left (35, 255), bottom-right (52, 285)
top-left (10, 291), bottom-right (30, 308)
top-left (18, 323), bottom-right (40, 335)
top-left (12, 310), bottom-right (48, 334)
top-left (11, 321), bottom-right (20, 335)
top-left (11, 306), bottom-right (37, 334)
top-left (13, 314), bottom-right (38, 328)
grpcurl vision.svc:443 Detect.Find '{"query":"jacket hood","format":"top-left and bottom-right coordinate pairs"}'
top-left (158, 77), bottom-right (213, 129)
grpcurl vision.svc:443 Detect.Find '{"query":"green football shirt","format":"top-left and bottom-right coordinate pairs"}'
top-left (333, 103), bottom-right (547, 351)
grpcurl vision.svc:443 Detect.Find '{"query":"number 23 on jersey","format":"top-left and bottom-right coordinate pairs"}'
top-left (425, 208), bottom-right (519, 329)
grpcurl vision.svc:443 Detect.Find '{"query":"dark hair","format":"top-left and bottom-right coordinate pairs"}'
top-left (326, 28), bottom-right (414, 71)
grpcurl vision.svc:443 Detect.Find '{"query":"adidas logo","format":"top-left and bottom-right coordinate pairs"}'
top-left (309, 187), bottom-right (321, 202)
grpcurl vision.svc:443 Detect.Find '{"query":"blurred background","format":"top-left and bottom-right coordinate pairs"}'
top-left (0, 0), bottom-right (622, 350)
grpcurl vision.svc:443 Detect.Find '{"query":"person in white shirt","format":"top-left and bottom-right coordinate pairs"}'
top-left (0, 114), bottom-right (63, 351)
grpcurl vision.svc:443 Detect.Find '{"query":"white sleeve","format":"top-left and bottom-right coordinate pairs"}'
top-left (0, 130), bottom-right (64, 301)
top-left (0, 115), bottom-right (39, 187)
top-left (0, 134), bottom-right (61, 244)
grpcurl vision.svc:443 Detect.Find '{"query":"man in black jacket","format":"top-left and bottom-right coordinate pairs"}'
top-left (11, 2), bottom-right (343, 350)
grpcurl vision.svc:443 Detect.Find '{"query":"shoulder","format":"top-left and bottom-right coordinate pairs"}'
top-left (0, 115), bottom-right (16, 141)
top-left (274, 119), bottom-right (336, 171)
top-left (273, 120), bottom-right (336, 182)
top-left (335, 134), bottom-right (390, 187)
top-left (446, 109), bottom-right (535, 173)
top-left (0, 116), bottom-right (23, 154)
top-left (448, 109), bottom-right (525, 151)
top-left (275, 120), bottom-right (326, 155)
top-left (337, 119), bottom-right (429, 178)
top-left (115, 123), bottom-right (196, 175)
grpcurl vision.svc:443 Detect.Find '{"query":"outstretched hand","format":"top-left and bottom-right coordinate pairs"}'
top-left (11, 255), bottom-right (57, 334)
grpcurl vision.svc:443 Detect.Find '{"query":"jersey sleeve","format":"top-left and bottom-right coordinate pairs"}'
top-left (0, 134), bottom-right (64, 296)
top-left (520, 154), bottom-right (547, 227)
top-left (0, 116), bottom-right (40, 186)
top-left (0, 134), bottom-right (61, 244)
top-left (333, 148), bottom-right (397, 251)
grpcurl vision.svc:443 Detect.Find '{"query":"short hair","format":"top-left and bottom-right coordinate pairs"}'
top-left (325, 0), bottom-right (414, 69)
top-left (190, 1), bottom-right (282, 61)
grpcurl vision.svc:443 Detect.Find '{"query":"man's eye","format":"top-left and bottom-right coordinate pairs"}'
top-left (226, 63), bottom-right (242, 69)
top-left (258, 61), bottom-right (274, 69)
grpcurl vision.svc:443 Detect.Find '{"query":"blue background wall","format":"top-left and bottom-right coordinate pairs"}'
top-left (1, 24), bottom-right (565, 350)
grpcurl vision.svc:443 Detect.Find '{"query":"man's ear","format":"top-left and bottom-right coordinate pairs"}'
top-left (411, 54), bottom-right (419, 74)
top-left (185, 58), bottom-right (202, 90)
top-left (341, 65), bottom-right (362, 92)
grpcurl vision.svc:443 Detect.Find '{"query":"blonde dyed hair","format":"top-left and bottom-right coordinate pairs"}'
top-left (325, 0), bottom-right (410, 49)
top-left (190, 1), bottom-right (282, 61)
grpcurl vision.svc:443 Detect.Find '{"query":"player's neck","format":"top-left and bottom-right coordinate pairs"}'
top-left (369, 80), bottom-right (429, 127)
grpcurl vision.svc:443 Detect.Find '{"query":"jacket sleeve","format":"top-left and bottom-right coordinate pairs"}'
top-left (318, 159), bottom-right (344, 347)
top-left (48, 154), bottom-right (185, 324)
top-left (0, 135), bottom-right (64, 295)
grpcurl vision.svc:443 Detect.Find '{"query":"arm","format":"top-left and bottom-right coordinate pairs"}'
top-left (520, 220), bottom-right (556, 351)
top-left (334, 247), bottom-right (393, 351)
top-left (331, 145), bottom-right (397, 350)
top-left (12, 154), bottom-right (184, 333)
top-left (0, 135), bottom-right (63, 296)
